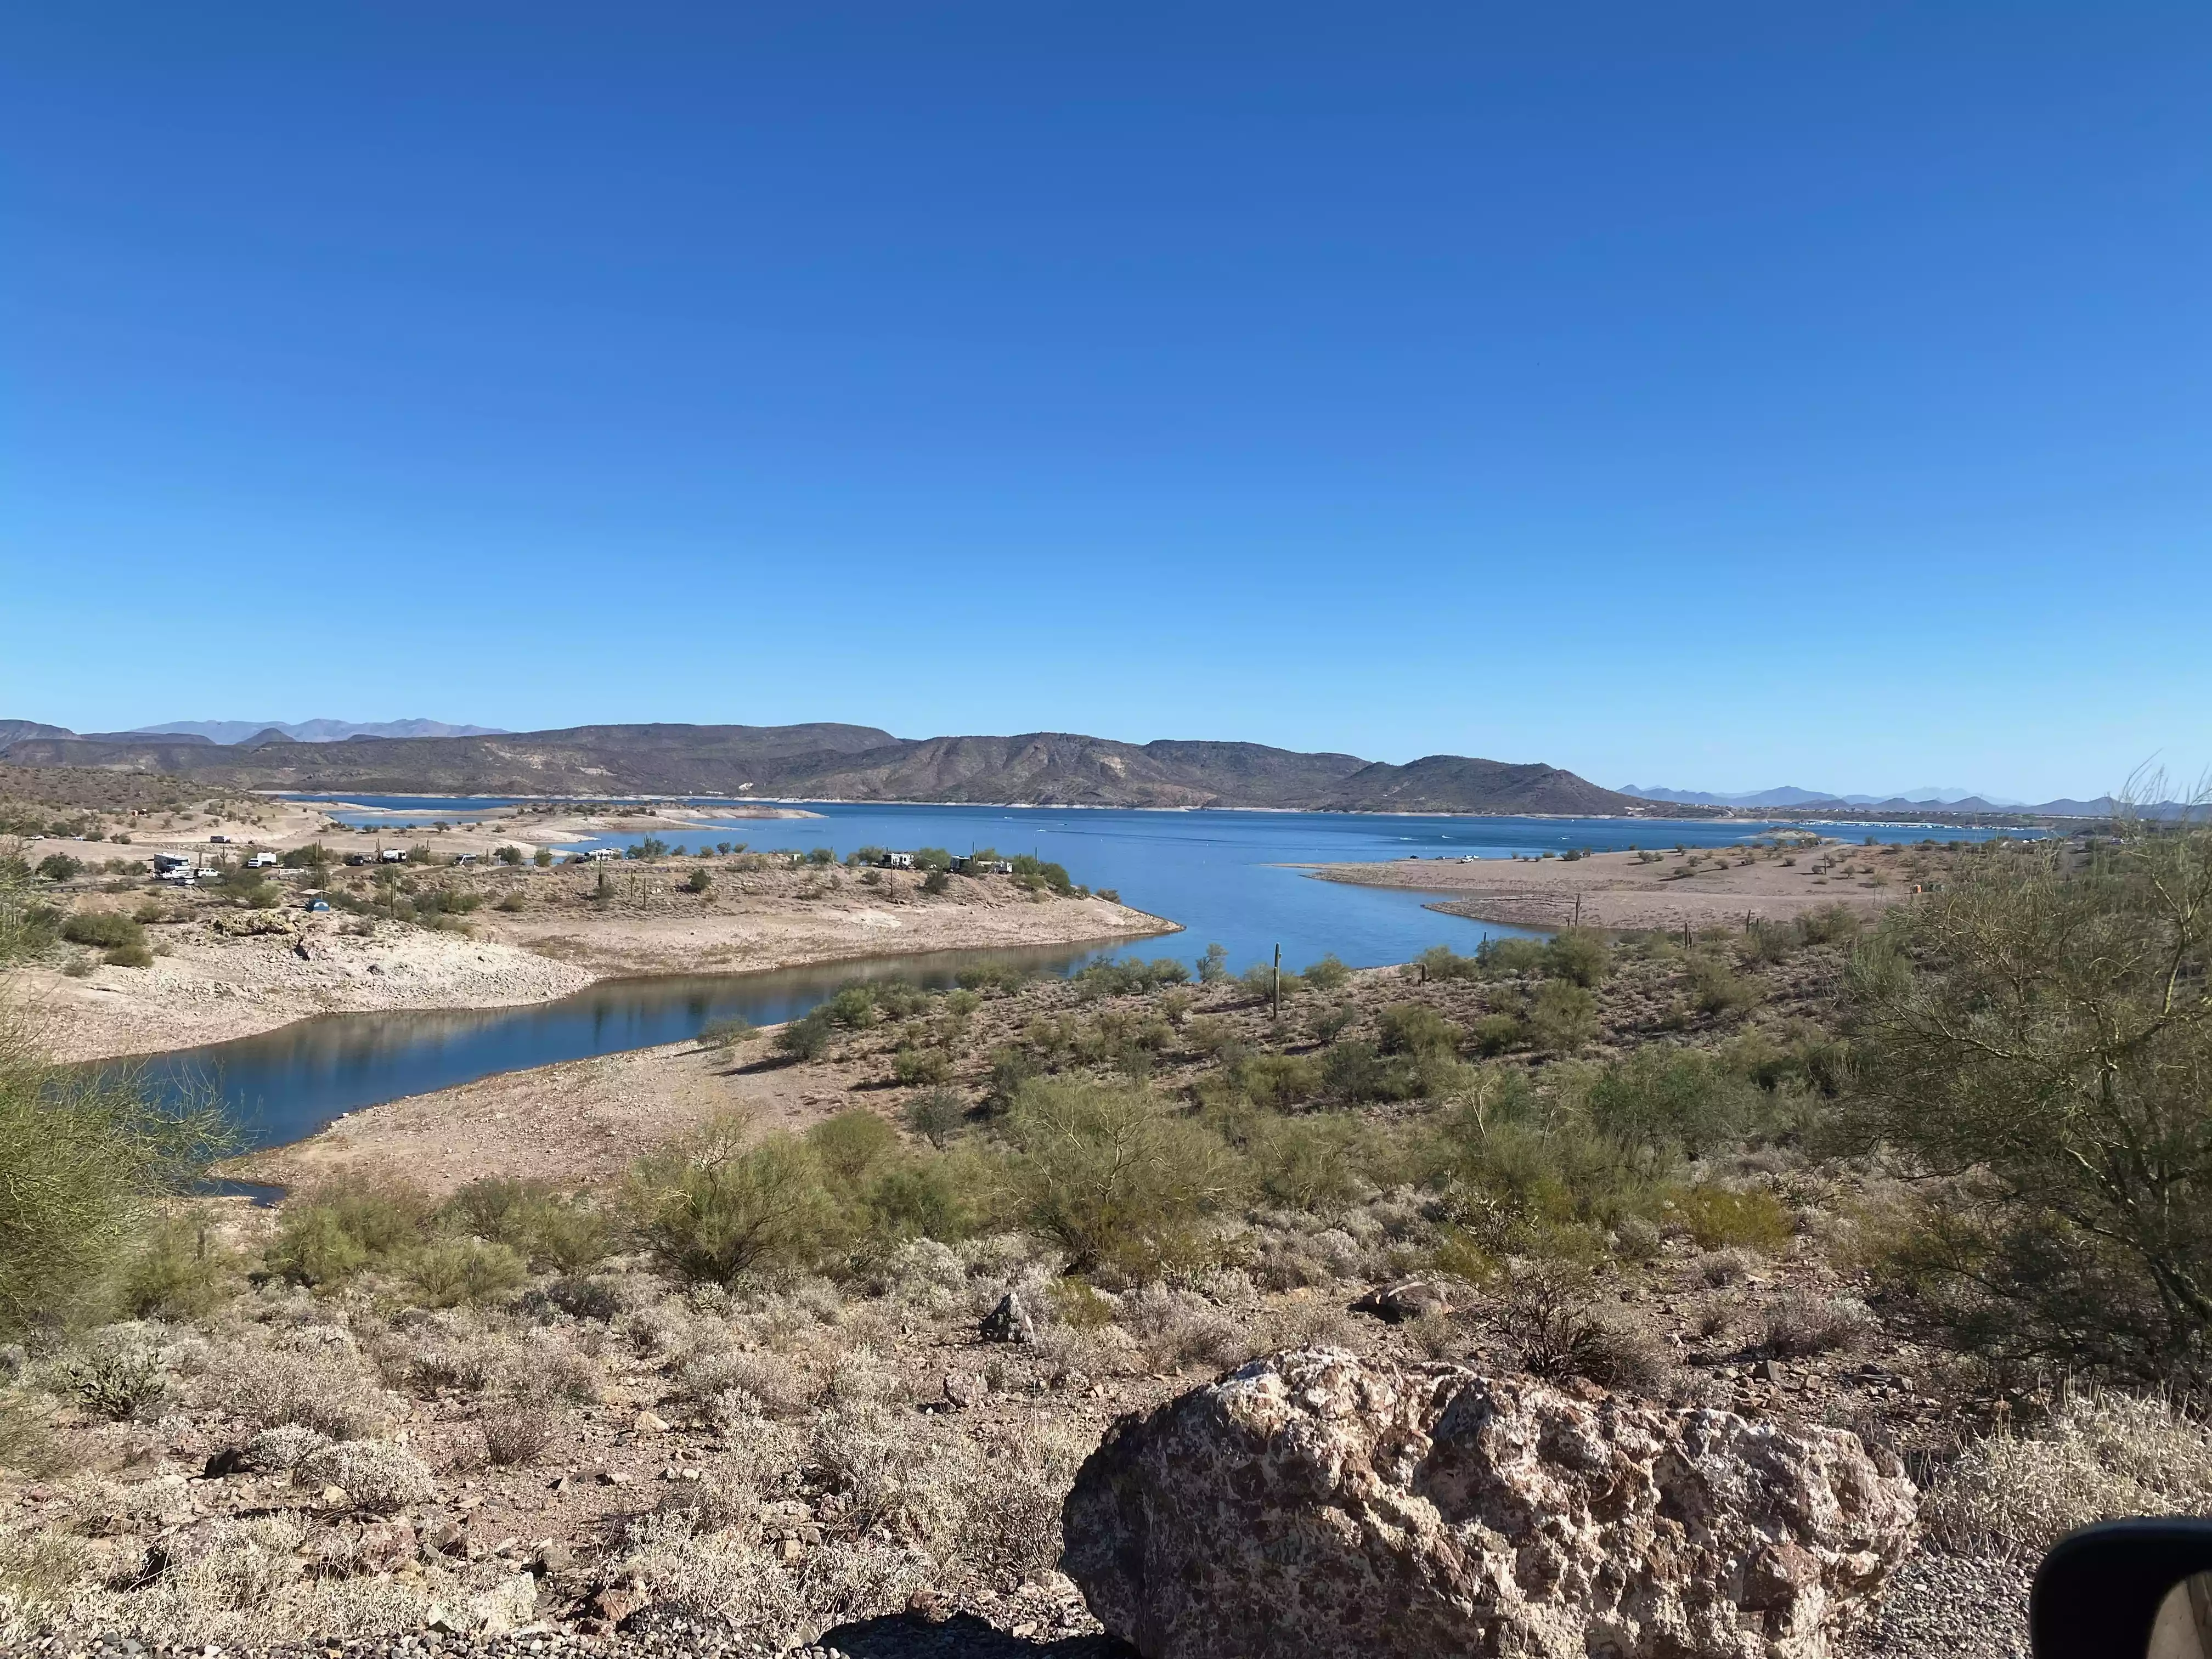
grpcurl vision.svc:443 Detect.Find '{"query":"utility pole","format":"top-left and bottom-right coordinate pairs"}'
top-left (1272, 944), bottom-right (1282, 1021)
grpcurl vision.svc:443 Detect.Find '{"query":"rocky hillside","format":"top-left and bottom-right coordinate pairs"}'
top-left (0, 721), bottom-right (1703, 816)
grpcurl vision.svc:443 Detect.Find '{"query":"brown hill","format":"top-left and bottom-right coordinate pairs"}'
top-left (0, 721), bottom-right (1706, 816)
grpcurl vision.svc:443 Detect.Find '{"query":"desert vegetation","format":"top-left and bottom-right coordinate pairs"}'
top-left (0, 821), bottom-right (2206, 1650)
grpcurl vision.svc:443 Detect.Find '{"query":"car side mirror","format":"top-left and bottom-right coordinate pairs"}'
top-left (2035, 1520), bottom-right (2212, 1659)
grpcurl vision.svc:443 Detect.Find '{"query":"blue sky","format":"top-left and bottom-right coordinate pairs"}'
top-left (4, 4), bottom-right (2208, 801)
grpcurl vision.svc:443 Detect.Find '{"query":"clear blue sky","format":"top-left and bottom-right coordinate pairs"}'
top-left (4, 4), bottom-right (2208, 801)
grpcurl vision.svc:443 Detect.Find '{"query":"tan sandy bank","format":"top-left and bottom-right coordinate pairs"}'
top-left (1300, 841), bottom-right (1924, 932)
top-left (222, 1037), bottom-right (833, 1196)
top-left (25, 891), bottom-right (1174, 1063)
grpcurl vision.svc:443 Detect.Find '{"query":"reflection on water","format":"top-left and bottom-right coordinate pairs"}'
top-left (136, 941), bottom-right (1146, 1152)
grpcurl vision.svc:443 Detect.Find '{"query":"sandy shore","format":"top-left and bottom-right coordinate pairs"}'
top-left (222, 1036), bottom-right (844, 1195)
top-left (1301, 840), bottom-right (1925, 931)
top-left (25, 881), bottom-right (1175, 1063)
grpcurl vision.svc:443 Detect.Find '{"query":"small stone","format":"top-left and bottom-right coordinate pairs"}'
top-left (943, 1370), bottom-right (986, 1409)
top-left (781, 1537), bottom-right (804, 1562)
top-left (598, 1469), bottom-right (631, 1486)
top-left (633, 1410), bottom-right (669, 1435)
top-left (980, 1291), bottom-right (1037, 1344)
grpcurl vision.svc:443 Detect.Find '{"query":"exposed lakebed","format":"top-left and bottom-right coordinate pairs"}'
top-left (169, 802), bottom-right (2027, 1149)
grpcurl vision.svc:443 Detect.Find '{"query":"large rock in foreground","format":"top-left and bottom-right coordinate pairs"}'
top-left (1062, 1348), bottom-right (1915, 1659)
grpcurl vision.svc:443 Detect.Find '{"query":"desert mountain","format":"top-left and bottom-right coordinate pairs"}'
top-left (0, 721), bottom-right (1695, 816)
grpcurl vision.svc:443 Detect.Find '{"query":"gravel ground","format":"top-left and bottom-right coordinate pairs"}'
top-left (1848, 1549), bottom-right (2032, 1659)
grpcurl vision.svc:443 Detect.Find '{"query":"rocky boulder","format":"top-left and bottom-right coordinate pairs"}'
top-left (1062, 1347), bottom-right (1915, 1659)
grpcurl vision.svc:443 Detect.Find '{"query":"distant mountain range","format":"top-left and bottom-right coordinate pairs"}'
top-left (0, 721), bottom-right (1709, 816)
top-left (1622, 783), bottom-right (2028, 808)
top-left (1620, 783), bottom-right (2196, 820)
top-left (123, 718), bottom-right (509, 745)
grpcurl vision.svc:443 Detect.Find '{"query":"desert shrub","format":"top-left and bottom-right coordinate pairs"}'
top-left (268, 1180), bottom-right (434, 1286)
top-left (102, 942), bottom-right (155, 968)
top-left (1924, 1384), bottom-right (2212, 1560)
top-left (200, 1340), bottom-right (388, 1441)
top-left (1301, 954), bottom-right (1352, 991)
top-left (1415, 944), bottom-right (1483, 981)
top-left (1007, 1079), bottom-right (1240, 1282)
top-left (1758, 1289), bottom-right (1872, 1358)
top-left (1525, 980), bottom-right (1598, 1053)
top-left (1073, 956), bottom-right (1189, 997)
top-left (116, 1212), bottom-right (240, 1320)
top-left (632, 1118), bottom-right (845, 1283)
top-left (1486, 1263), bottom-right (1672, 1391)
top-left (1584, 1049), bottom-right (1764, 1165)
top-left (1468, 1013), bottom-right (1525, 1056)
top-left (1117, 1285), bottom-right (1251, 1373)
top-left (60, 911), bottom-right (144, 951)
top-left (1674, 1184), bottom-right (1795, 1252)
top-left (903, 1087), bottom-right (967, 1149)
top-left (1307, 1001), bottom-right (1358, 1045)
top-left (35, 854), bottom-right (83, 882)
top-left (1686, 956), bottom-right (1761, 1015)
top-left (1476, 937), bottom-right (1549, 976)
top-left (922, 868), bottom-right (951, 894)
top-left (1238, 963), bottom-right (1300, 1005)
top-left (1544, 928), bottom-right (1614, 987)
top-left (1377, 1003), bottom-right (1461, 1059)
top-left (891, 1046), bottom-right (952, 1087)
top-left (682, 867), bottom-right (713, 894)
top-left (1238, 1052), bottom-right (1321, 1109)
top-left (1798, 902), bottom-right (1863, 945)
top-left (824, 985), bottom-right (881, 1029)
top-left (1246, 1115), bottom-right (1370, 1212)
top-left (480, 1403), bottom-right (556, 1467)
top-left (296, 1440), bottom-right (434, 1514)
top-left (808, 1110), bottom-right (900, 1184)
top-left (774, 1009), bottom-right (836, 1062)
top-left (0, 1024), bottom-right (229, 1337)
top-left (0, 1392), bottom-right (76, 1479)
top-left (862, 1157), bottom-right (980, 1246)
top-left (438, 1176), bottom-right (616, 1272)
top-left (698, 1017), bottom-right (757, 1050)
top-left (1848, 822), bottom-right (2212, 1384)
top-left (61, 1327), bottom-right (171, 1420)
top-left (402, 1238), bottom-right (527, 1307)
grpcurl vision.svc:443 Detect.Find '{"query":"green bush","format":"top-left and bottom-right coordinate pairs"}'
top-left (494, 844), bottom-right (524, 865)
top-left (1584, 1049), bottom-right (1764, 1166)
top-left (1301, 953), bottom-right (1353, 992)
top-left (808, 1110), bottom-right (901, 1183)
top-left (0, 1029), bottom-right (230, 1336)
top-left (1008, 1079), bottom-right (1239, 1282)
top-left (631, 1119), bottom-right (845, 1282)
top-left (825, 985), bottom-right (881, 1029)
top-left (116, 1212), bottom-right (240, 1321)
top-left (1525, 980), bottom-right (1598, 1053)
top-left (1674, 1185), bottom-right (1795, 1252)
top-left (102, 944), bottom-right (153, 969)
top-left (1238, 1052), bottom-right (1321, 1108)
top-left (774, 1009), bottom-right (836, 1062)
top-left (1477, 938), bottom-right (1549, 976)
top-left (922, 868), bottom-right (951, 894)
top-left (1468, 1013), bottom-right (1525, 1056)
top-left (698, 1017), bottom-right (757, 1050)
top-left (35, 854), bottom-right (83, 882)
top-left (268, 1180), bottom-right (435, 1287)
top-left (61, 912), bottom-right (144, 951)
top-left (1377, 1003), bottom-right (1462, 1058)
top-left (904, 1087), bottom-right (968, 1148)
top-left (1686, 956), bottom-right (1761, 1015)
top-left (437, 1176), bottom-right (616, 1272)
top-left (1196, 943), bottom-right (1231, 984)
top-left (682, 867), bottom-right (713, 894)
top-left (403, 1237), bottom-right (527, 1307)
top-left (1544, 928), bottom-right (1614, 987)
top-left (1415, 944), bottom-right (1483, 980)
top-left (893, 1046), bottom-right (953, 1087)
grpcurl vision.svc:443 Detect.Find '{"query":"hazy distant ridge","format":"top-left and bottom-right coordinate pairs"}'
top-left (127, 718), bottom-right (508, 744)
top-left (0, 721), bottom-right (1701, 816)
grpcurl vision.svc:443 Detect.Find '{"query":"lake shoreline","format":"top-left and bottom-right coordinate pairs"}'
top-left (29, 889), bottom-right (1178, 1065)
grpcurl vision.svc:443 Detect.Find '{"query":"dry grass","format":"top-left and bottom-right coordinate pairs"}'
top-left (1923, 1384), bottom-right (2212, 1560)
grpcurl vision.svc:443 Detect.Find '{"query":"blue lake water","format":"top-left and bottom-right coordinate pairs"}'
top-left (173, 799), bottom-right (2032, 1152)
